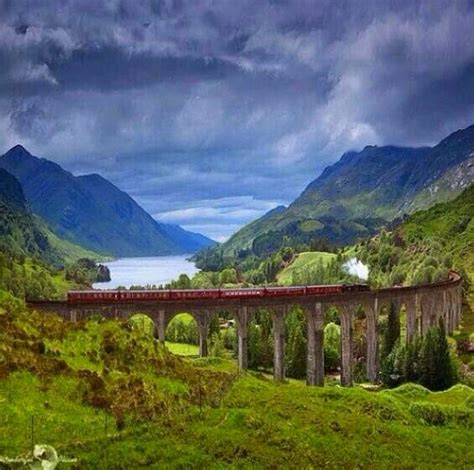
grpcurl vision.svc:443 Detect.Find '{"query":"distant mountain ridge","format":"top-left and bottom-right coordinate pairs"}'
top-left (214, 124), bottom-right (474, 260)
top-left (0, 168), bottom-right (55, 264)
top-left (0, 146), bottom-right (215, 257)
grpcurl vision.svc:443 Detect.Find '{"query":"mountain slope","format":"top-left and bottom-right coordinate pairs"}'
top-left (0, 146), bottom-right (214, 256)
top-left (357, 182), bottom-right (474, 289)
top-left (160, 223), bottom-right (217, 254)
top-left (216, 125), bottom-right (474, 260)
top-left (399, 183), bottom-right (474, 279)
top-left (0, 168), bottom-right (54, 263)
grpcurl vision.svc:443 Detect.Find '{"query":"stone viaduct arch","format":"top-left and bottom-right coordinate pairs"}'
top-left (28, 272), bottom-right (463, 386)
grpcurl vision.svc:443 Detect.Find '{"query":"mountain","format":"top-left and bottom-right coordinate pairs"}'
top-left (0, 146), bottom-right (215, 257)
top-left (0, 168), bottom-right (54, 263)
top-left (398, 183), bottom-right (474, 279)
top-left (160, 224), bottom-right (217, 254)
top-left (214, 125), bottom-right (474, 261)
top-left (358, 183), bottom-right (474, 288)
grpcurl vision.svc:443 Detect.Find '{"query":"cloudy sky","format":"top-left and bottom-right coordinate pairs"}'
top-left (1, 0), bottom-right (474, 241)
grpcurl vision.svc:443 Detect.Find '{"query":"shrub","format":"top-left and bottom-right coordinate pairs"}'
top-left (210, 333), bottom-right (225, 358)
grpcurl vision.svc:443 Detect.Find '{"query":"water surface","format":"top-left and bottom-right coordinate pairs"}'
top-left (93, 255), bottom-right (198, 289)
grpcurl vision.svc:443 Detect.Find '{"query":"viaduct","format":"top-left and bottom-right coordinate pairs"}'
top-left (28, 272), bottom-right (463, 386)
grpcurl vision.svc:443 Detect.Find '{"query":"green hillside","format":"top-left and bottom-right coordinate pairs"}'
top-left (206, 125), bottom-right (474, 266)
top-left (400, 184), bottom-right (474, 279)
top-left (0, 169), bottom-right (111, 299)
top-left (358, 183), bottom-right (474, 288)
top-left (1, 304), bottom-right (473, 468)
top-left (277, 251), bottom-right (337, 285)
top-left (39, 220), bottom-right (109, 264)
top-left (0, 146), bottom-right (214, 257)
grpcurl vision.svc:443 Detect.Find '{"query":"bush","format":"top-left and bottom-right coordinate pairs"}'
top-left (222, 327), bottom-right (237, 352)
top-left (210, 333), bottom-right (225, 357)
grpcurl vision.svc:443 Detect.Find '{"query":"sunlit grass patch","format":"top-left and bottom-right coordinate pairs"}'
top-left (165, 341), bottom-right (199, 356)
top-left (0, 371), bottom-right (111, 456)
top-left (277, 251), bottom-right (337, 285)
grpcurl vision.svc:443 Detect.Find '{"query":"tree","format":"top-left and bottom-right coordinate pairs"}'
top-left (176, 273), bottom-right (191, 289)
top-left (419, 323), bottom-right (456, 391)
top-left (285, 310), bottom-right (306, 379)
top-left (380, 340), bottom-right (406, 387)
top-left (261, 255), bottom-right (282, 283)
top-left (219, 268), bottom-right (238, 285)
top-left (210, 333), bottom-right (225, 357)
top-left (404, 336), bottom-right (422, 383)
top-left (381, 301), bottom-right (400, 361)
top-left (324, 322), bottom-right (340, 371)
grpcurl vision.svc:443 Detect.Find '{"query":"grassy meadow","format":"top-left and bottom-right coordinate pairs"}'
top-left (277, 251), bottom-right (337, 285)
top-left (0, 299), bottom-right (473, 468)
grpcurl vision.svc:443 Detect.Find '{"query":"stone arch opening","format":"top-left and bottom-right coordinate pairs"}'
top-left (377, 302), bottom-right (390, 361)
top-left (321, 304), bottom-right (340, 379)
top-left (246, 307), bottom-right (275, 373)
top-left (210, 308), bottom-right (238, 359)
top-left (164, 311), bottom-right (200, 356)
top-left (128, 312), bottom-right (156, 337)
top-left (352, 303), bottom-right (368, 383)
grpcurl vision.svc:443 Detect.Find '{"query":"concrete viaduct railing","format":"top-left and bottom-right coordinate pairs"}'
top-left (27, 272), bottom-right (463, 386)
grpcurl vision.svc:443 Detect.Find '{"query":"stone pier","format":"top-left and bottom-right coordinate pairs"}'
top-left (306, 302), bottom-right (325, 386)
top-left (272, 308), bottom-right (286, 381)
top-left (339, 304), bottom-right (353, 387)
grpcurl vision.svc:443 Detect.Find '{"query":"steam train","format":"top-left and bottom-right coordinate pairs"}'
top-left (67, 283), bottom-right (370, 303)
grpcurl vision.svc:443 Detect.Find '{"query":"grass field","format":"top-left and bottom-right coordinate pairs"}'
top-left (277, 251), bottom-right (337, 285)
top-left (166, 341), bottom-right (199, 356)
top-left (1, 297), bottom-right (473, 468)
top-left (1, 366), bottom-right (473, 468)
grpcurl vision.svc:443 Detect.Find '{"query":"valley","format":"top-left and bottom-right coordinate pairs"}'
top-left (1, 4), bottom-right (474, 465)
top-left (1, 130), bottom-right (473, 467)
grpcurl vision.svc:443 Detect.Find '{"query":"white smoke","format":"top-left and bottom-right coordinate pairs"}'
top-left (343, 258), bottom-right (369, 280)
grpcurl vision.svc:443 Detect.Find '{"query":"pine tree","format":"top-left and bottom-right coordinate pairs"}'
top-left (381, 301), bottom-right (400, 360)
top-left (381, 340), bottom-right (406, 387)
top-left (419, 323), bottom-right (456, 391)
top-left (285, 311), bottom-right (306, 379)
top-left (404, 336), bottom-right (422, 383)
top-left (248, 321), bottom-right (262, 369)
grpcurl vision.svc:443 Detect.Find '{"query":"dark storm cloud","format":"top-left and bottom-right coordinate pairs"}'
top-left (1, 0), bottom-right (474, 240)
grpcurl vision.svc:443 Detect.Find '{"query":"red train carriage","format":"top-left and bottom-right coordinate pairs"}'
top-left (306, 284), bottom-right (344, 295)
top-left (67, 283), bottom-right (370, 303)
top-left (265, 286), bottom-right (305, 297)
top-left (169, 289), bottom-right (221, 301)
top-left (220, 288), bottom-right (265, 299)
